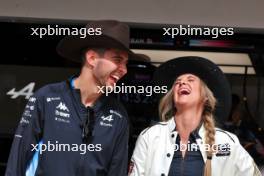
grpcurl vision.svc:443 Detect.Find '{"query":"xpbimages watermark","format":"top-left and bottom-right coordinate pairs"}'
top-left (30, 25), bottom-right (102, 38)
top-left (31, 141), bottom-right (102, 155)
top-left (173, 141), bottom-right (232, 156)
top-left (163, 25), bottom-right (234, 39)
top-left (97, 83), bottom-right (168, 96)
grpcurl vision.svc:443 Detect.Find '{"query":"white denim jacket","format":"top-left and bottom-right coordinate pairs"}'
top-left (129, 118), bottom-right (261, 176)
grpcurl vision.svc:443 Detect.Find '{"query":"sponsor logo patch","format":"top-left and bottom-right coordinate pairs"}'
top-left (54, 102), bottom-right (70, 123)
top-left (216, 143), bottom-right (231, 156)
top-left (47, 97), bottom-right (61, 102)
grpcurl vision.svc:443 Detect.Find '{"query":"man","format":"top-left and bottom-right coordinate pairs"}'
top-left (5, 20), bottom-right (133, 176)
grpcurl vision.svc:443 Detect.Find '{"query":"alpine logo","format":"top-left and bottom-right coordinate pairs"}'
top-left (99, 114), bottom-right (114, 127)
top-left (7, 82), bottom-right (35, 99)
top-left (56, 102), bottom-right (69, 112)
top-left (101, 115), bottom-right (114, 122)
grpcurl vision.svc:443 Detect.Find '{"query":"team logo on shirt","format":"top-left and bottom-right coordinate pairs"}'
top-left (101, 115), bottom-right (114, 122)
top-left (29, 97), bottom-right (36, 103)
top-left (99, 110), bottom-right (122, 127)
top-left (23, 110), bottom-right (32, 117)
top-left (99, 110), bottom-right (121, 127)
top-left (100, 115), bottom-right (114, 127)
top-left (46, 97), bottom-right (61, 102)
top-left (25, 105), bottom-right (35, 111)
top-left (56, 102), bottom-right (69, 112)
top-left (20, 117), bottom-right (29, 124)
top-left (54, 102), bottom-right (70, 123)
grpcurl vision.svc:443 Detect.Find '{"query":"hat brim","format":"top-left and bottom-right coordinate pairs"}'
top-left (57, 34), bottom-right (135, 62)
top-left (153, 56), bottom-right (231, 125)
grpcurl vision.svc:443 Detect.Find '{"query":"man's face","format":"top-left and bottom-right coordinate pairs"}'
top-left (90, 48), bottom-right (128, 88)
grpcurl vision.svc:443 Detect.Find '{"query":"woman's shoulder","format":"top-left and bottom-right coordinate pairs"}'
top-left (214, 127), bottom-right (239, 144)
top-left (139, 120), bottom-right (170, 137)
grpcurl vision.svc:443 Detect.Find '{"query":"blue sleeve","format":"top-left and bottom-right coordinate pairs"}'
top-left (5, 95), bottom-right (43, 176)
top-left (107, 114), bottom-right (129, 176)
top-left (25, 140), bottom-right (43, 176)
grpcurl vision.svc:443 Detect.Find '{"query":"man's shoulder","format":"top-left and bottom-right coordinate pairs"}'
top-left (31, 80), bottom-right (67, 100)
top-left (35, 81), bottom-right (67, 95)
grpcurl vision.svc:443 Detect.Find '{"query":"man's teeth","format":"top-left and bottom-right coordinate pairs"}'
top-left (112, 75), bottom-right (119, 81)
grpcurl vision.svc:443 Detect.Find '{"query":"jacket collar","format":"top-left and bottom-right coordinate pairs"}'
top-left (167, 117), bottom-right (207, 161)
top-left (67, 76), bottom-right (107, 112)
top-left (167, 118), bottom-right (176, 132)
top-left (167, 117), bottom-right (205, 139)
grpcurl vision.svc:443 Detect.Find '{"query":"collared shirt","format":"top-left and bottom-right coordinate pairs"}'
top-left (5, 78), bottom-right (129, 176)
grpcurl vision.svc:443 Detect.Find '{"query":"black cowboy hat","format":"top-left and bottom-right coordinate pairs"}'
top-left (153, 56), bottom-right (232, 125)
top-left (57, 20), bottom-right (135, 62)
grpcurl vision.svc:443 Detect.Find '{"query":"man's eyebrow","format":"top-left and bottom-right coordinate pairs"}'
top-left (111, 55), bottom-right (128, 64)
top-left (111, 55), bottom-right (123, 59)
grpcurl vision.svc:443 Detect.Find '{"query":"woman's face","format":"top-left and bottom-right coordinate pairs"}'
top-left (173, 73), bottom-right (204, 109)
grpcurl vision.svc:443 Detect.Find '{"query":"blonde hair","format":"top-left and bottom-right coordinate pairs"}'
top-left (159, 78), bottom-right (216, 176)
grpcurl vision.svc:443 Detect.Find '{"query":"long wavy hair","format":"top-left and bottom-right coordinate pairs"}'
top-left (159, 78), bottom-right (216, 176)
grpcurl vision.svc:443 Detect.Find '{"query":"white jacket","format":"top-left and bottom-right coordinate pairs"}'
top-left (129, 118), bottom-right (261, 176)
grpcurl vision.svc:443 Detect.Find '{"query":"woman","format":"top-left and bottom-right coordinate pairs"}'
top-left (129, 57), bottom-right (261, 176)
